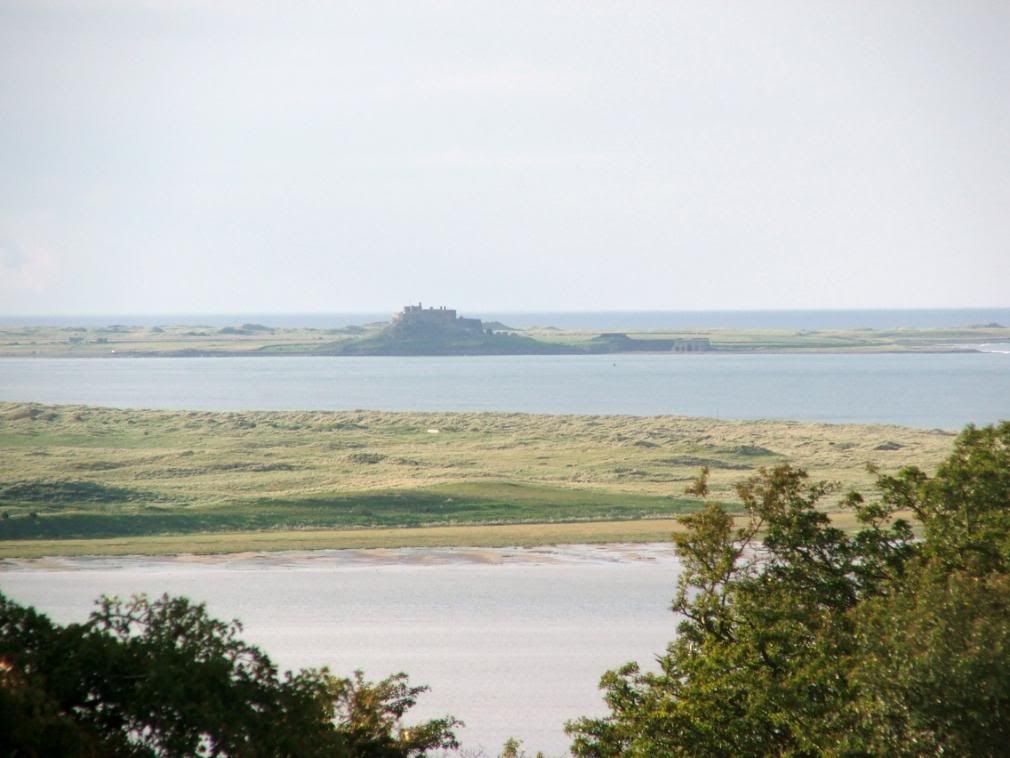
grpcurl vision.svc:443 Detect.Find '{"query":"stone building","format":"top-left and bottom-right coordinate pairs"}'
top-left (389, 303), bottom-right (485, 335)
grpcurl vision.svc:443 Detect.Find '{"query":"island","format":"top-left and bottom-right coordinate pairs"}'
top-left (0, 304), bottom-right (1006, 358)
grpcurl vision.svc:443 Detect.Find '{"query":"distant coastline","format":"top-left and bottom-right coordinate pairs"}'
top-left (0, 325), bottom-right (1004, 358)
top-left (1, 305), bottom-right (1008, 358)
top-left (2, 307), bottom-right (1010, 332)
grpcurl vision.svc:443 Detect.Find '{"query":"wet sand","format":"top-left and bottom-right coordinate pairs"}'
top-left (1, 541), bottom-right (679, 573)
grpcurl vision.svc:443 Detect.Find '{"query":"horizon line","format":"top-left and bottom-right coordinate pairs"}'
top-left (3, 305), bottom-right (1010, 319)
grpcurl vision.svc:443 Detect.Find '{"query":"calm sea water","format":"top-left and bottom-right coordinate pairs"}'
top-left (0, 546), bottom-right (681, 756)
top-left (1, 352), bottom-right (1008, 428)
top-left (3, 307), bottom-right (1010, 330)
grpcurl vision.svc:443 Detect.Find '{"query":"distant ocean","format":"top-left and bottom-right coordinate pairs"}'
top-left (2, 308), bottom-right (1009, 331)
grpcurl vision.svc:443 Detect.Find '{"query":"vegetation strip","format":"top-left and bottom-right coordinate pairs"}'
top-left (0, 511), bottom-right (900, 560)
top-left (1, 402), bottom-right (953, 552)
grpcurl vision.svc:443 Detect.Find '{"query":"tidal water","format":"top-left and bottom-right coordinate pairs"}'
top-left (1, 352), bottom-right (1008, 429)
top-left (0, 546), bottom-right (681, 756)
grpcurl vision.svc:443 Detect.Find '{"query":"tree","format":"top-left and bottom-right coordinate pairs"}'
top-left (497, 737), bottom-right (544, 758)
top-left (0, 592), bottom-right (460, 757)
top-left (843, 422), bottom-right (1010, 755)
top-left (567, 422), bottom-right (1010, 756)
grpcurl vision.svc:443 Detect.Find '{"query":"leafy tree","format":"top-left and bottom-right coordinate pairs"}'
top-left (0, 592), bottom-right (460, 757)
top-left (497, 737), bottom-right (543, 758)
top-left (567, 422), bottom-right (1010, 757)
top-left (842, 422), bottom-right (1010, 755)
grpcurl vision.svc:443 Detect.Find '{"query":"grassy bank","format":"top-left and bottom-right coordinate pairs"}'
top-left (0, 519), bottom-right (693, 559)
top-left (0, 402), bottom-right (956, 556)
top-left (0, 510), bottom-right (892, 560)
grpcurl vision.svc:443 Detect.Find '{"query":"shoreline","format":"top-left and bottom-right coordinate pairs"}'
top-left (0, 518), bottom-right (695, 561)
top-left (1, 342), bottom-right (1002, 359)
top-left (0, 510), bottom-right (884, 562)
top-left (0, 540), bottom-right (683, 571)
top-left (0, 347), bottom-right (989, 358)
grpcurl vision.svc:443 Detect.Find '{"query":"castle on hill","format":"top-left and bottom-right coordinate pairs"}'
top-left (386, 303), bottom-right (711, 352)
top-left (389, 303), bottom-right (485, 336)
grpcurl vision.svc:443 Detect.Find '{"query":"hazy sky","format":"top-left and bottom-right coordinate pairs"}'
top-left (1, 1), bottom-right (1008, 315)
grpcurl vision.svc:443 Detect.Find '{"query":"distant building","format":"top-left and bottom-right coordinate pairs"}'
top-left (672, 338), bottom-right (710, 352)
top-left (591, 333), bottom-right (712, 352)
top-left (389, 303), bottom-right (485, 335)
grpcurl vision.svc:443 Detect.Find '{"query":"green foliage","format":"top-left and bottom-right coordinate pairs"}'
top-left (497, 737), bottom-right (544, 758)
top-left (0, 593), bottom-right (460, 757)
top-left (567, 421), bottom-right (1010, 756)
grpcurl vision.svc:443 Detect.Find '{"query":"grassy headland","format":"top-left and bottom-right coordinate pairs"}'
top-left (0, 402), bottom-right (956, 556)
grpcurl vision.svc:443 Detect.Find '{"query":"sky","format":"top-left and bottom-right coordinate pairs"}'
top-left (1, 1), bottom-right (1008, 315)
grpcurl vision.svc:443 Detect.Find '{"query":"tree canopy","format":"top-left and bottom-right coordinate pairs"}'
top-left (567, 421), bottom-right (1010, 757)
top-left (0, 592), bottom-right (460, 757)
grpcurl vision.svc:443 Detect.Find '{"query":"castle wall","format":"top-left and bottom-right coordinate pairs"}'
top-left (391, 304), bottom-right (484, 334)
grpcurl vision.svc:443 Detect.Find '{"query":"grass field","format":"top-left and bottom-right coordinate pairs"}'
top-left (0, 402), bottom-right (957, 556)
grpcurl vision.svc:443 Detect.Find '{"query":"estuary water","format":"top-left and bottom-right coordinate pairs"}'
top-left (1, 352), bottom-right (1008, 428)
top-left (0, 545), bottom-right (681, 756)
